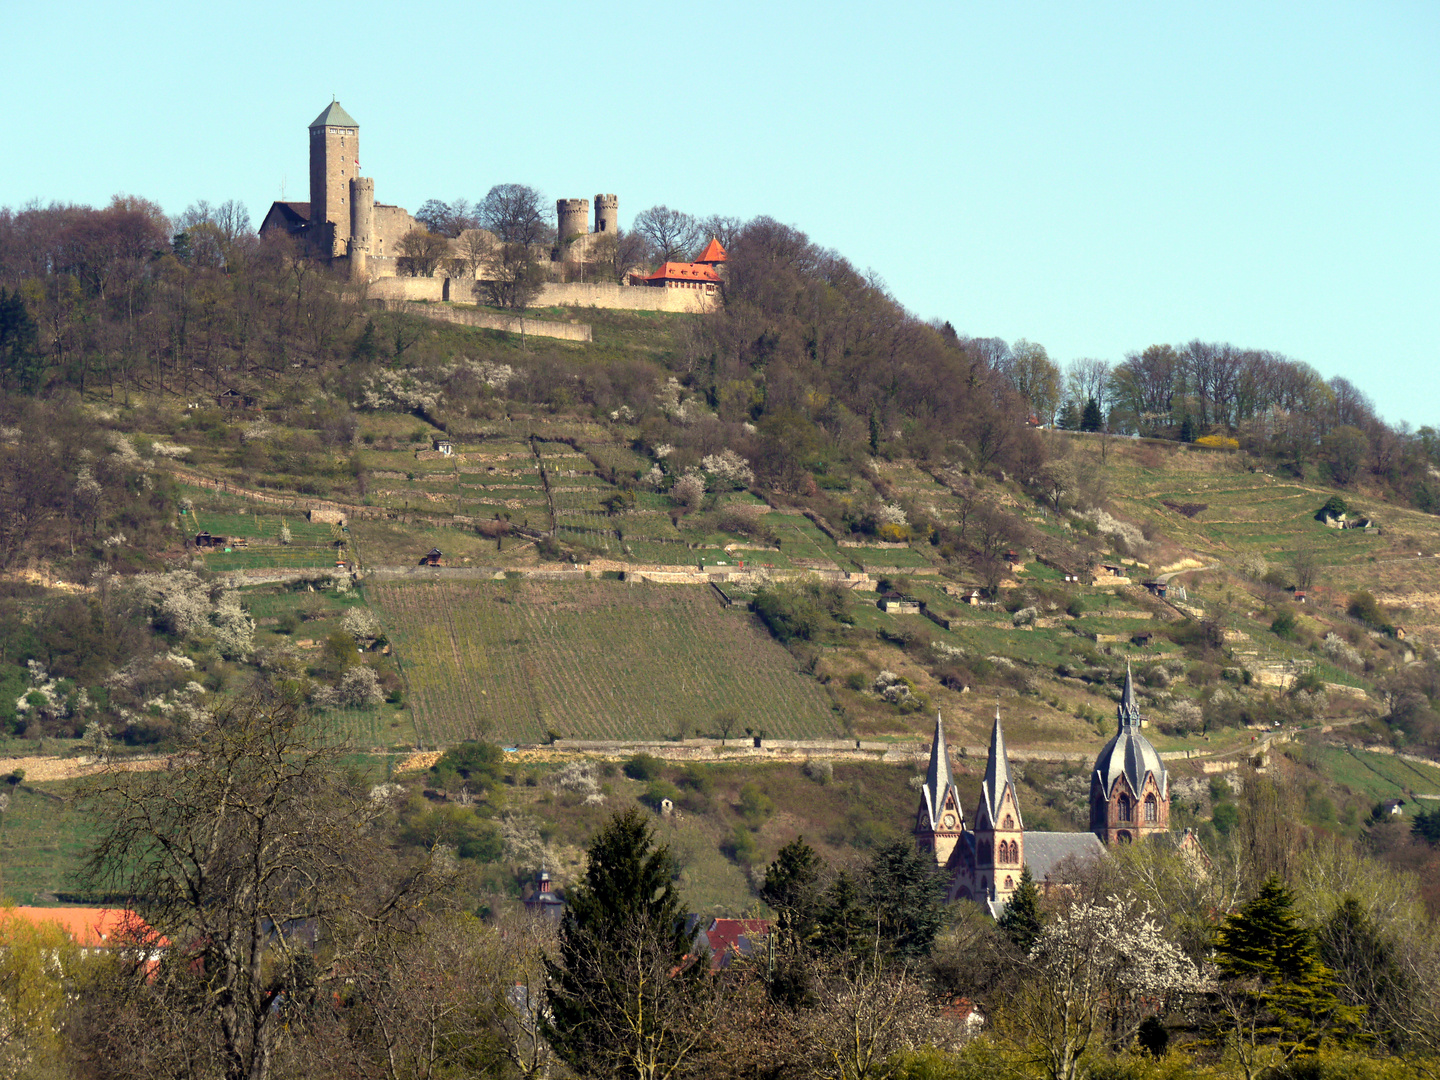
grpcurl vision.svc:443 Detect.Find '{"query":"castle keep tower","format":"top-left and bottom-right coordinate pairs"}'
top-left (594, 194), bottom-right (618, 234)
top-left (1090, 665), bottom-right (1170, 843)
top-left (309, 100), bottom-right (359, 258)
top-left (348, 176), bottom-right (375, 282)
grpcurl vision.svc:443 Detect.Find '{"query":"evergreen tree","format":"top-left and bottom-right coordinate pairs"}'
top-left (0, 288), bottom-right (42, 394)
top-left (1057, 400), bottom-right (1082, 431)
top-left (860, 837), bottom-right (948, 963)
top-left (760, 835), bottom-right (823, 954)
top-left (544, 807), bottom-right (708, 1080)
top-left (997, 865), bottom-right (1044, 951)
top-left (1411, 806), bottom-right (1440, 845)
top-left (1179, 414), bottom-right (1197, 443)
top-left (1318, 895), bottom-right (1408, 1049)
top-left (1211, 874), bottom-right (1362, 1064)
top-left (760, 837), bottom-right (825, 1005)
top-left (1080, 397), bottom-right (1104, 433)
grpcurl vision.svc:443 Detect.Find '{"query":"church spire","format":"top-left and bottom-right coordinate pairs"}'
top-left (1118, 661), bottom-right (1142, 731)
top-left (981, 705), bottom-right (1022, 829)
top-left (920, 712), bottom-right (957, 829)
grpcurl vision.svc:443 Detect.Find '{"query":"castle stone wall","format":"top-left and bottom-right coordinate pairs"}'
top-left (535, 282), bottom-right (717, 313)
top-left (368, 298), bottom-right (592, 343)
top-left (309, 122), bottom-right (358, 257)
top-left (372, 205), bottom-right (421, 262)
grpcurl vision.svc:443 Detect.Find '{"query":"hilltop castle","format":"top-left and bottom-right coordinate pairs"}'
top-left (916, 666), bottom-right (1171, 914)
top-left (260, 100), bottom-right (723, 314)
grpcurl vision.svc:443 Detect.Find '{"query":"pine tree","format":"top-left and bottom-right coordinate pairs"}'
top-left (544, 807), bottom-right (709, 1080)
top-left (1080, 397), bottom-right (1104, 433)
top-left (860, 837), bottom-right (948, 963)
top-left (760, 835), bottom-right (823, 954)
top-left (1057, 400), bottom-right (1082, 431)
top-left (1179, 414), bottom-right (1197, 443)
top-left (1212, 874), bottom-right (1362, 1066)
top-left (998, 865), bottom-right (1043, 951)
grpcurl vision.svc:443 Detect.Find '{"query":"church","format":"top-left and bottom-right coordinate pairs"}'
top-left (915, 665), bottom-right (1170, 914)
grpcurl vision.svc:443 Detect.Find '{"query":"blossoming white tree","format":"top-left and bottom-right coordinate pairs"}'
top-left (1014, 895), bottom-right (1205, 1080)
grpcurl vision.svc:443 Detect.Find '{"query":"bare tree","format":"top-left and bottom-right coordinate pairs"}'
top-left (1065, 357), bottom-right (1112, 415)
top-left (396, 229), bottom-right (449, 277)
top-left (77, 688), bottom-right (449, 1080)
top-left (414, 198), bottom-right (477, 238)
top-left (632, 206), bottom-right (702, 263)
top-left (478, 184), bottom-right (552, 248)
top-left (696, 214), bottom-right (743, 251)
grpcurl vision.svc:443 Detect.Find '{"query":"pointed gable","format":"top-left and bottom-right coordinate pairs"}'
top-left (978, 707), bottom-right (1023, 830)
top-left (695, 237), bottom-right (727, 265)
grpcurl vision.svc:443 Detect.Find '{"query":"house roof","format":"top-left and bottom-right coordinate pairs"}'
top-left (641, 261), bottom-right (720, 284)
top-left (309, 101), bottom-right (358, 129)
top-left (259, 201), bottom-right (311, 235)
top-left (1022, 831), bottom-right (1104, 883)
top-left (4, 907), bottom-right (166, 947)
top-left (697, 918), bottom-right (769, 968)
top-left (695, 237), bottom-right (727, 264)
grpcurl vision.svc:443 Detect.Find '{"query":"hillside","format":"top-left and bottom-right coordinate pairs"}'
top-left (5, 203), bottom-right (1440, 925)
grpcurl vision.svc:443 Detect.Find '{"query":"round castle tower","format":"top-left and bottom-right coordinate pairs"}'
top-left (594, 194), bottom-right (618, 234)
top-left (557, 197), bottom-right (590, 242)
top-left (348, 176), bottom-right (375, 282)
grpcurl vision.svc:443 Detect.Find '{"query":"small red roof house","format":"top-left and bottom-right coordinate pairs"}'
top-left (4, 907), bottom-right (167, 959)
top-left (695, 917), bottom-right (769, 970)
top-left (694, 237), bottom-right (727, 266)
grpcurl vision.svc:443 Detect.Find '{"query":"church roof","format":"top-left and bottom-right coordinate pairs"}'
top-left (309, 101), bottom-right (358, 129)
top-left (1022, 831), bottom-right (1105, 883)
top-left (695, 237), bottom-right (727, 264)
top-left (1093, 663), bottom-right (1167, 798)
top-left (979, 707), bottom-right (1022, 829)
top-left (919, 713), bottom-right (960, 829)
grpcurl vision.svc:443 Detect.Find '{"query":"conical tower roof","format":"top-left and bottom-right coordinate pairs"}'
top-left (979, 706), bottom-right (1022, 829)
top-left (309, 100), bottom-right (358, 129)
top-left (695, 237), bottom-right (727, 264)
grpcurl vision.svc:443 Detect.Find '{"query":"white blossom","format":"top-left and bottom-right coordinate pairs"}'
top-left (700, 448), bottom-right (755, 486)
top-left (342, 607), bottom-right (382, 645)
top-left (874, 502), bottom-right (908, 527)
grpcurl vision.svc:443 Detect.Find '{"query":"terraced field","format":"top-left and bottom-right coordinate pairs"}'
top-left (366, 579), bottom-right (842, 746)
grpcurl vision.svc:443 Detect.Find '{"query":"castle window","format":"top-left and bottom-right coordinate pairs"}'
top-left (1145, 795), bottom-right (1158, 822)
top-left (1118, 795), bottom-right (1132, 822)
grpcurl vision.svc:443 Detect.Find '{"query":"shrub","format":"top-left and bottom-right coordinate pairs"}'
top-left (676, 762), bottom-right (714, 796)
top-left (1271, 611), bottom-right (1298, 639)
top-left (430, 741), bottom-right (504, 792)
top-left (1194, 434), bottom-right (1239, 450)
top-left (1348, 590), bottom-right (1392, 632)
top-left (738, 782), bottom-right (774, 828)
top-left (723, 823), bottom-right (757, 864)
top-left (640, 779), bottom-right (680, 811)
top-left (623, 752), bottom-right (664, 782)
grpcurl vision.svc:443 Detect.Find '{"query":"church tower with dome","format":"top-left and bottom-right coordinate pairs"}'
top-left (1089, 664), bottom-right (1170, 843)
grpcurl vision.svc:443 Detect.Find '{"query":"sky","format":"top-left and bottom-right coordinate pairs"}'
top-left (5, 1), bottom-right (1437, 426)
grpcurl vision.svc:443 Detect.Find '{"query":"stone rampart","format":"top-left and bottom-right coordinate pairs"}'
top-left (367, 299), bottom-right (592, 343)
